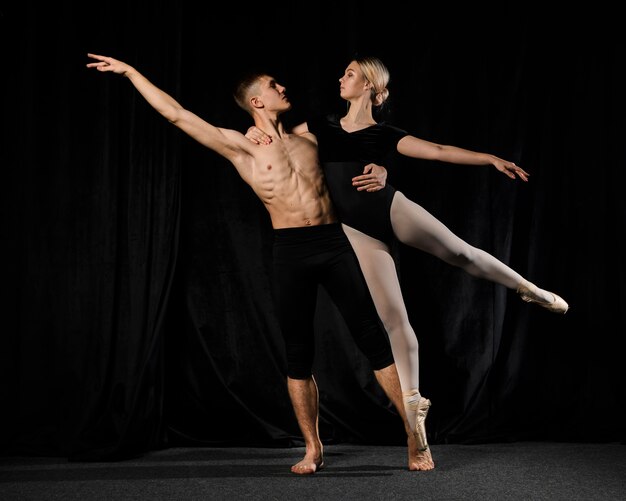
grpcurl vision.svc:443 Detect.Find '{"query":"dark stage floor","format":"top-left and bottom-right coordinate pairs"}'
top-left (1, 441), bottom-right (625, 500)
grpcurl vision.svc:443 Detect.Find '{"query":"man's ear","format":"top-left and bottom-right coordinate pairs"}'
top-left (250, 96), bottom-right (263, 109)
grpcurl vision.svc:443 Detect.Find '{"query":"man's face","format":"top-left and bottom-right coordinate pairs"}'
top-left (256, 75), bottom-right (291, 113)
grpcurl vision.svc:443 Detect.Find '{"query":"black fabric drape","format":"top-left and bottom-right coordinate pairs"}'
top-left (3, 4), bottom-right (625, 461)
top-left (4, 2), bottom-right (185, 460)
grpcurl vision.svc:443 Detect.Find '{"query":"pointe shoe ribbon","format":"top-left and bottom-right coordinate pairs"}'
top-left (517, 281), bottom-right (569, 314)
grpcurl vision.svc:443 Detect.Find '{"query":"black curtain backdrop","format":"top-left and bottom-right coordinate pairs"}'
top-left (3, 3), bottom-right (625, 461)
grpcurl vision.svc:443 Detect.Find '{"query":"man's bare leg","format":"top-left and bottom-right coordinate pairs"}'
top-left (287, 376), bottom-right (325, 474)
top-left (374, 363), bottom-right (435, 471)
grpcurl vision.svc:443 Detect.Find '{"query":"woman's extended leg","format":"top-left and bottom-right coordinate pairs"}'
top-left (389, 192), bottom-right (568, 313)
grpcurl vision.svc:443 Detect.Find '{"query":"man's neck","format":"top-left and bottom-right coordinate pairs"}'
top-left (254, 114), bottom-right (287, 139)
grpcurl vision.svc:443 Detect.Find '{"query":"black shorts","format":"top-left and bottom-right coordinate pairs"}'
top-left (272, 223), bottom-right (394, 379)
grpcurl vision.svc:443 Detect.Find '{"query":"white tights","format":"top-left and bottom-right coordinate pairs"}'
top-left (342, 191), bottom-right (552, 393)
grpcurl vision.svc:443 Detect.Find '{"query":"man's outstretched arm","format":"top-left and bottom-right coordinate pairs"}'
top-left (86, 53), bottom-right (251, 166)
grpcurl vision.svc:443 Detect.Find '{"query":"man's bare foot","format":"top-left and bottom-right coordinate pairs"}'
top-left (291, 450), bottom-right (324, 475)
top-left (408, 433), bottom-right (435, 471)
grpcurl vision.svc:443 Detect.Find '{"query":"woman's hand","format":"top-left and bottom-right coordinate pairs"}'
top-left (493, 158), bottom-right (529, 182)
top-left (352, 163), bottom-right (387, 192)
top-left (245, 126), bottom-right (272, 145)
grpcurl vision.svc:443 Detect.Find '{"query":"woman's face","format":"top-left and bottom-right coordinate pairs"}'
top-left (338, 61), bottom-right (369, 100)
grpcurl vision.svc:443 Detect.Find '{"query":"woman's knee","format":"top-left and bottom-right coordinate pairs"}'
top-left (443, 246), bottom-right (477, 269)
top-left (384, 320), bottom-right (419, 351)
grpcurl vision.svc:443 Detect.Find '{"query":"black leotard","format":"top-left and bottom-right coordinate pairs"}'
top-left (307, 114), bottom-right (409, 244)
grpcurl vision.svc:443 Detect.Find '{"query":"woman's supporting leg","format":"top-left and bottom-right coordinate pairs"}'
top-left (342, 224), bottom-right (420, 392)
top-left (342, 223), bottom-right (432, 452)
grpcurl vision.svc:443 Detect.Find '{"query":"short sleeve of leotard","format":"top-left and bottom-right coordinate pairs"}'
top-left (306, 113), bottom-right (409, 164)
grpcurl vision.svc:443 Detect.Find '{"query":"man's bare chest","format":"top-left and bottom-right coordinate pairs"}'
top-left (253, 140), bottom-right (321, 181)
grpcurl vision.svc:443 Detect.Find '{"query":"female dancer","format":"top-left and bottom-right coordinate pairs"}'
top-left (247, 56), bottom-right (568, 470)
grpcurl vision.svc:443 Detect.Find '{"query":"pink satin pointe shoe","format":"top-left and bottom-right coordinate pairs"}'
top-left (517, 281), bottom-right (569, 314)
top-left (405, 393), bottom-right (431, 451)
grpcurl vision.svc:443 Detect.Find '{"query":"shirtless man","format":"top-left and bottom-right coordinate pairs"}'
top-left (86, 53), bottom-right (434, 473)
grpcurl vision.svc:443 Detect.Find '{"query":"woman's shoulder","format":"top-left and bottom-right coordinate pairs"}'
top-left (377, 121), bottom-right (410, 140)
top-left (378, 121), bottom-right (408, 133)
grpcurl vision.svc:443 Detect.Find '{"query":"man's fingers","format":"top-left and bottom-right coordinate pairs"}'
top-left (357, 183), bottom-right (382, 192)
top-left (352, 175), bottom-right (376, 183)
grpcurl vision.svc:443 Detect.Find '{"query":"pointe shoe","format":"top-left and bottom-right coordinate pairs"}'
top-left (517, 281), bottom-right (569, 314)
top-left (405, 394), bottom-right (431, 451)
